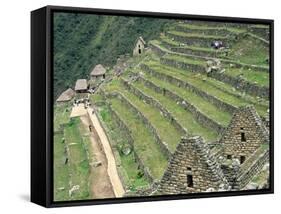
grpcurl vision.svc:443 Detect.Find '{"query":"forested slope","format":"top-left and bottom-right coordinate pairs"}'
top-left (54, 13), bottom-right (170, 98)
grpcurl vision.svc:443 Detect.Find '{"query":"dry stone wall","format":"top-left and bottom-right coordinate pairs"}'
top-left (142, 63), bottom-right (237, 114)
top-left (220, 105), bottom-right (269, 159)
top-left (157, 136), bottom-right (230, 194)
top-left (112, 92), bottom-right (173, 159)
top-left (138, 75), bottom-right (225, 135)
top-left (210, 70), bottom-right (269, 99)
top-left (235, 147), bottom-right (269, 189)
top-left (121, 78), bottom-right (187, 136)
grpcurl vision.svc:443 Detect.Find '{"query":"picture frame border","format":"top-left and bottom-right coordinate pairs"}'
top-left (31, 5), bottom-right (274, 208)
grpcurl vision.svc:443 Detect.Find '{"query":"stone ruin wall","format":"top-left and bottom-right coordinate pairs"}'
top-left (220, 106), bottom-right (269, 160)
top-left (157, 136), bottom-right (229, 195)
top-left (141, 63), bottom-right (238, 115)
top-left (235, 148), bottom-right (269, 189)
top-left (159, 56), bottom-right (268, 99)
top-left (121, 78), bottom-right (187, 136)
top-left (101, 97), bottom-right (156, 184)
top-left (138, 75), bottom-right (224, 135)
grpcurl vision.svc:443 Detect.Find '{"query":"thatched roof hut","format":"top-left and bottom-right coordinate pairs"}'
top-left (56, 88), bottom-right (75, 102)
top-left (90, 64), bottom-right (106, 77)
top-left (75, 79), bottom-right (88, 92)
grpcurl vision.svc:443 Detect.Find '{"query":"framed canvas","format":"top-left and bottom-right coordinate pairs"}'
top-left (31, 5), bottom-right (274, 207)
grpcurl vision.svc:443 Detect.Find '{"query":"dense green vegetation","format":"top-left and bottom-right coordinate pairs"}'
top-left (54, 13), bottom-right (170, 98)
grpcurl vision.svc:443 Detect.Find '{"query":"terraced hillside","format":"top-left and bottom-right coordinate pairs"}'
top-left (94, 20), bottom-right (269, 190)
top-left (54, 19), bottom-right (270, 200)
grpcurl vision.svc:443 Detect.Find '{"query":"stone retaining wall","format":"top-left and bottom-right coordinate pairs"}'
top-left (114, 92), bottom-right (173, 159)
top-left (166, 31), bottom-right (230, 47)
top-left (149, 43), bottom-right (166, 57)
top-left (104, 99), bottom-right (156, 184)
top-left (137, 75), bottom-right (225, 135)
top-left (235, 148), bottom-right (269, 189)
top-left (161, 57), bottom-right (206, 73)
top-left (210, 71), bottom-right (269, 99)
top-left (106, 90), bottom-right (173, 160)
top-left (141, 63), bottom-right (237, 115)
top-left (174, 25), bottom-right (233, 36)
top-left (170, 47), bottom-right (226, 58)
top-left (121, 78), bottom-right (187, 137)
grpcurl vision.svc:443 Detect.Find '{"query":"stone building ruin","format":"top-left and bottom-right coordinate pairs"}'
top-left (133, 36), bottom-right (146, 56)
top-left (157, 105), bottom-right (270, 195)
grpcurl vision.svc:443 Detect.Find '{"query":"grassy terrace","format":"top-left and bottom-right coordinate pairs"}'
top-left (143, 61), bottom-right (268, 117)
top-left (54, 103), bottom-right (71, 132)
top-left (119, 84), bottom-right (182, 151)
top-left (175, 23), bottom-right (246, 34)
top-left (54, 133), bottom-right (70, 201)
top-left (163, 53), bottom-right (206, 65)
top-left (227, 34), bottom-right (269, 66)
top-left (109, 97), bottom-right (168, 179)
top-left (167, 30), bottom-right (228, 39)
top-left (224, 68), bottom-right (269, 87)
top-left (98, 105), bottom-right (149, 190)
top-left (133, 80), bottom-right (219, 142)
top-left (64, 118), bottom-right (90, 200)
top-left (138, 71), bottom-right (231, 126)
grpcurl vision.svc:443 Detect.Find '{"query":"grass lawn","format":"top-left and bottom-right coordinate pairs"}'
top-left (133, 81), bottom-right (219, 142)
top-left (53, 133), bottom-right (70, 201)
top-left (109, 97), bottom-right (168, 180)
top-left (98, 105), bottom-right (149, 190)
top-left (64, 118), bottom-right (90, 200)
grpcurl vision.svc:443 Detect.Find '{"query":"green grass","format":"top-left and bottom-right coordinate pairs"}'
top-left (53, 133), bottom-right (70, 201)
top-left (64, 118), bottom-right (90, 200)
top-left (175, 23), bottom-right (246, 34)
top-left (118, 87), bottom-right (183, 151)
top-left (133, 81), bottom-right (219, 141)
top-left (224, 68), bottom-right (269, 87)
top-left (89, 93), bottom-right (105, 104)
top-left (54, 103), bottom-right (71, 132)
top-left (163, 54), bottom-right (205, 65)
top-left (144, 61), bottom-right (268, 117)
top-left (139, 72), bottom-right (231, 126)
top-left (98, 105), bottom-right (149, 190)
top-left (168, 30), bottom-right (228, 39)
top-left (227, 34), bottom-right (269, 66)
top-left (109, 97), bottom-right (168, 179)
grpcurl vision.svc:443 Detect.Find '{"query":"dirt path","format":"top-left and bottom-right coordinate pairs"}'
top-left (87, 108), bottom-right (125, 197)
top-left (80, 116), bottom-right (115, 199)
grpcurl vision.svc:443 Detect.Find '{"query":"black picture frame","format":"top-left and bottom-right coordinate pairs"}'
top-left (31, 5), bottom-right (274, 208)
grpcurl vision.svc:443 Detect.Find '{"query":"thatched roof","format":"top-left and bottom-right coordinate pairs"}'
top-left (56, 88), bottom-right (75, 102)
top-left (90, 64), bottom-right (106, 76)
top-left (75, 79), bottom-right (88, 91)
